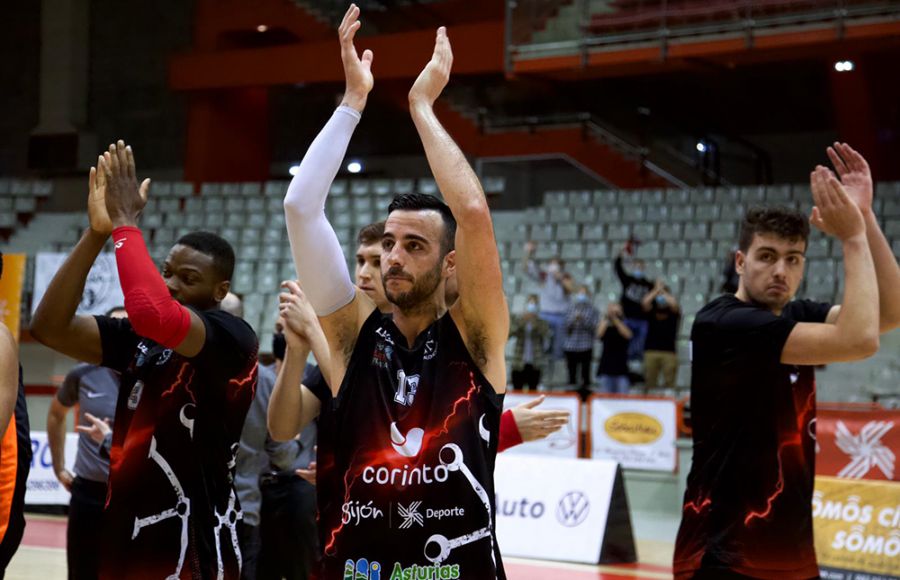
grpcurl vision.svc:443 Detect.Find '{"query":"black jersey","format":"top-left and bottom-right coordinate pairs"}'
top-left (674, 295), bottom-right (831, 580)
top-left (96, 310), bottom-right (258, 579)
top-left (316, 310), bottom-right (506, 580)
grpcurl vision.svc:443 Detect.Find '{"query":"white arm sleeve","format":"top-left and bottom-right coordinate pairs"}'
top-left (284, 106), bottom-right (361, 316)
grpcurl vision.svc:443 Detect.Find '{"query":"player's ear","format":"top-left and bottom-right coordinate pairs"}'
top-left (214, 280), bottom-right (230, 303)
top-left (443, 249), bottom-right (456, 279)
top-left (734, 250), bottom-right (746, 276)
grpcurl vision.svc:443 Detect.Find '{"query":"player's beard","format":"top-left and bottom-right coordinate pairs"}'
top-left (383, 261), bottom-right (443, 314)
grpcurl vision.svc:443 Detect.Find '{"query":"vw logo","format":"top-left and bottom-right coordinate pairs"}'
top-left (556, 491), bottom-right (590, 527)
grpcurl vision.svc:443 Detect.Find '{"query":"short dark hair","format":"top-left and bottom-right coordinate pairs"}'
top-left (357, 221), bottom-right (385, 247)
top-left (387, 193), bottom-right (457, 256)
top-left (738, 206), bottom-right (809, 253)
top-left (175, 231), bottom-right (236, 281)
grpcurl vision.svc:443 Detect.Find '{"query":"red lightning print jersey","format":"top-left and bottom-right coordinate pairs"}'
top-left (674, 294), bottom-right (831, 580)
top-left (314, 310), bottom-right (506, 580)
top-left (95, 310), bottom-right (258, 579)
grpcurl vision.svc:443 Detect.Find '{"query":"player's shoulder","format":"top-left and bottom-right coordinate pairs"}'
top-left (694, 294), bottom-right (773, 331)
top-left (782, 299), bottom-right (833, 323)
top-left (200, 308), bottom-right (258, 347)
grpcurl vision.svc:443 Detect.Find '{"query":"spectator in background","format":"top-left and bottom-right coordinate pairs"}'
top-left (596, 302), bottom-right (633, 394)
top-left (615, 242), bottom-right (654, 362)
top-left (509, 294), bottom-right (551, 391)
top-left (524, 241), bottom-right (573, 367)
top-left (47, 306), bottom-right (126, 580)
top-left (564, 285), bottom-right (600, 390)
top-left (641, 280), bottom-right (681, 392)
top-left (721, 247), bottom-right (740, 293)
top-left (232, 292), bottom-right (320, 580)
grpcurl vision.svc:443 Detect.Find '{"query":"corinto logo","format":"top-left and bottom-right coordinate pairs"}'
top-left (556, 491), bottom-right (590, 527)
top-left (604, 412), bottom-right (663, 444)
top-left (342, 501), bottom-right (384, 526)
top-left (390, 422), bottom-right (424, 458)
top-left (344, 559), bottom-right (382, 580)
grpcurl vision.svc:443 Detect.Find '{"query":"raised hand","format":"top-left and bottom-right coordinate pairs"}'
top-left (826, 142), bottom-right (873, 216)
top-left (510, 395), bottom-right (570, 443)
top-left (278, 280), bottom-right (319, 349)
top-left (809, 165), bottom-right (866, 242)
top-left (98, 140), bottom-right (150, 228)
top-left (87, 162), bottom-right (113, 236)
top-left (339, 4), bottom-right (374, 112)
top-left (409, 26), bottom-right (452, 108)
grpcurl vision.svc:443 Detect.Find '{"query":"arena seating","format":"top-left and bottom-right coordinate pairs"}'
top-left (2, 176), bottom-right (899, 390)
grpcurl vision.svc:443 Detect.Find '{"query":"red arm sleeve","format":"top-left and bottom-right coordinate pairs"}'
top-left (112, 227), bottom-right (191, 348)
top-left (498, 409), bottom-right (523, 453)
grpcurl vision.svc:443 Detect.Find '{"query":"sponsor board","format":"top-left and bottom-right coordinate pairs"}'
top-left (817, 409), bottom-right (900, 481)
top-left (501, 392), bottom-right (581, 459)
top-left (25, 431), bottom-right (79, 505)
top-left (32, 252), bottom-right (125, 316)
top-left (589, 396), bottom-right (677, 472)
top-left (814, 476), bottom-right (900, 579)
top-left (494, 453), bottom-right (634, 564)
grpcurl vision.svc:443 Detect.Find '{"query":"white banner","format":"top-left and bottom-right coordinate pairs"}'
top-left (502, 392), bottom-right (581, 459)
top-left (32, 252), bottom-right (125, 316)
top-left (25, 431), bottom-right (79, 505)
top-left (495, 454), bottom-right (617, 564)
top-left (589, 397), bottom-right (677, 472)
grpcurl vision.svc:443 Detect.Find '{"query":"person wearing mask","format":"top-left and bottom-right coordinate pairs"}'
top-left (596, 303), bottom-right (633, 394)
top-left (508, 294), bottom-right (551, 391)
top-left (523, 242), bottom-right (573, 367)
top-left (47, 307), bottom-right (127, 580)
top-left (615, 242), bottom-right (654, 362)
top-left (641, 280), bottom-right (681, 392)
top-left (563, 286), bottom-right (600, 391)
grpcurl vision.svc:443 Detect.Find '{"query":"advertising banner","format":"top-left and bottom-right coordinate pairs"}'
top-left (494, 454), bottom-right (635, 564)
top-left (0, 253), bottom-right (25, 341)
top-left (24, 431), bottom-right (79, 505)
top-left (817, 408), bottom-right (899, 481)
top-left (814, 476), bottom-right (900, 579)
top-left (588, 396), bottom-right (677, 472)
top-left (32, 252), bottom-right (125, 316)
top-left (501, 392), bottom-right (581, 458)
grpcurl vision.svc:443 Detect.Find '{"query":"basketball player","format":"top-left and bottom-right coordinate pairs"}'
top-left (0, 253), bottom-right (31, 578)
top-left (31, 144), bottom-right (258, 579)
top-left (673, 156), bottom-right (897, 578)
top-left (278, 5), bottom-right (509, 576)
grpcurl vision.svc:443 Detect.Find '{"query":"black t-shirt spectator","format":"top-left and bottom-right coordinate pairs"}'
top-left (95, 308), bottom-right (258, 579)
top-left (597, 325), bottom-right (630, 375)
top-left (644, 307), bottom-right (680, 353)
top-left (615, 255), bottom-right (655, 319)
top-left (674, 295), bottom-right (831, 580)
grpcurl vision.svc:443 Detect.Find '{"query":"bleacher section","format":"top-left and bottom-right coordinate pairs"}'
top-left (3, 178), bottom-right (899, 391)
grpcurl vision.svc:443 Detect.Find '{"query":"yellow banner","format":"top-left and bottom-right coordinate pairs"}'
top-left (0, 253), bottom-right (25, 342)
top-left (814, 476), bottom-right (900, 577)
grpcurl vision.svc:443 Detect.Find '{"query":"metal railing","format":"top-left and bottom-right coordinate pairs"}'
top-left (507, 0), bottom-right (900, 64)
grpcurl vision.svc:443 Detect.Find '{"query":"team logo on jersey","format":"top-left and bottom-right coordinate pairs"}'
top-left (344, 559), bottom-right (382, 580)
top-left (834, 420), bottom-right (895, 479)
top-left (156, 348), bottom-right (174, 366)
top-left (135, 342), bottom-right (150, 367)
top-left (394, 370), bottom-right (420, 407)
top-left (423, 338), bottom-right (438, 361)
top-left (127, 380), bottom-right (144, 410)
top-left (390, 422), bottom-right (424, 458)
top-left (397, 501), bottom-right (424, 529)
